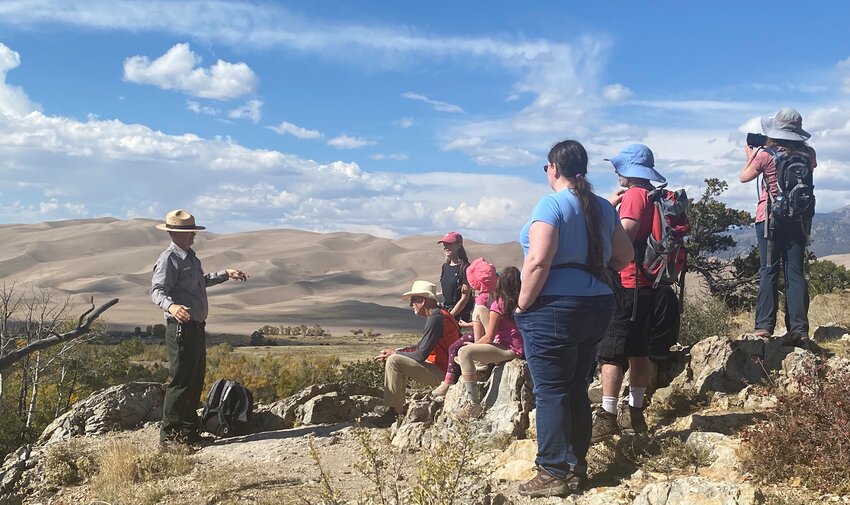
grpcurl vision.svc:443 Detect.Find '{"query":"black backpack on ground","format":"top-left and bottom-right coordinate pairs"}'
top-left (764, 147), bottom-right (815, 225)
top-left (200, 379), bottom-right (254, 437)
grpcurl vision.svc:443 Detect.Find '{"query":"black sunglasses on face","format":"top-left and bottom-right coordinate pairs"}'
top-left (543, 163), bottom-right (549, 173)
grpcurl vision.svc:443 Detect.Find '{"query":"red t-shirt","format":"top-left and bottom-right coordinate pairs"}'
top-left (618, 186), bottom-right (654, 288)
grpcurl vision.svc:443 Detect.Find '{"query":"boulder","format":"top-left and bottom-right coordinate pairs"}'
top-left (633, 477), bottom-right (760, 505)
top-left (265, 383), bottom-right (382, 428)
top-left (0, 445), bottom-right (38, 502)
top-left (490, 439), bottom-right (537, 482)
top-left (38, 381), bottom-right (164, 445)
top-left (669, 336), bottom-right (792, 396)
top-left (685, 432), bottom-right (743, 480)
top-left (441, 360), bottom-right (534, 439)
top-left (779, 348), bottom-right (818, 393)
top-left (296, 392), bottom-right (380, 425)
top-left (812, 323), bottom-right (850, 343)
top-left (671, 411), bottom-right (767, 435)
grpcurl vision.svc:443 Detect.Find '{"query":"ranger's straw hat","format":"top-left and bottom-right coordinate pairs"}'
top-left (155, 209), bottom-right (206, 232)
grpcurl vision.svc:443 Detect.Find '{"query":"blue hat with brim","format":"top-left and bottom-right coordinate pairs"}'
top-left (605, 143), bottom-right (667, 183)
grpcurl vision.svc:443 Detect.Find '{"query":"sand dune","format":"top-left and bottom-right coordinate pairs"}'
top-left (0, 218), bottom-right (524, 334)
top-left (823, 254), bottom-right (850, 269)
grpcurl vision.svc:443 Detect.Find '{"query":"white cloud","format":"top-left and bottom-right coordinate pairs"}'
top-left (186, 100), bottom-right (218, 116)
top-left (443, 136), bottom-right (536, 168)
top-left (396, 117), bottom-right (414, 128)
top-left (839, 57), bottom-right (850, 94)
top-left (269, 121), bottom-right (324, 140)
top-left (601, 83), bottom-right (632, 102)
top-left (402, 92), bottom-right (464, 113)
top-left (371, 153), bottom-right (408, 161)
top-left (327, 134), bottom-right (375, 149)
top-left (123, 43), bottom-right (258, 100)
top-left (631, 100), bottom-right (758, 113)
top-left (0, 42), bottom-right (38, 116)
top-left (228, 99), bottom-right (263, 123)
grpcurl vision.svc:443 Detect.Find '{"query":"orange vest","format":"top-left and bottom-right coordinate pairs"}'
top-left (426, 309), bottom-right (461, 373)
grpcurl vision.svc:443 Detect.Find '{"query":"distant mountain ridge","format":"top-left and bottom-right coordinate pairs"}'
top-left (723, 206), bottom-right (850, 259)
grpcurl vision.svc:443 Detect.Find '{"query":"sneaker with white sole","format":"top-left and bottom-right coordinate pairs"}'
top-left (431, 382), bottom-right (450, 398)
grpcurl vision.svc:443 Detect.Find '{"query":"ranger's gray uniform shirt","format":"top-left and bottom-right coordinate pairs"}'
top-left (150, 242), bottom-right (229, 322)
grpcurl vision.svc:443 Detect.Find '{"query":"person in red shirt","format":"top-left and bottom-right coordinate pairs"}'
top-left (367, 280), bottom-right (460, 427)
top-left (592, 144), bottom-right (679, 441)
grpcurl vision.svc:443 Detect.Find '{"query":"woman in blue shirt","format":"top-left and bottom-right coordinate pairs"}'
top-left (514, 140), bottom-right (633, 497)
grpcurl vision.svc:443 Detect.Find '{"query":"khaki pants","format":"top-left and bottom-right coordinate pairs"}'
top-left (384, 354), bottom-right (443, 410)
top-left (457, 343), bottom-right (516, 377)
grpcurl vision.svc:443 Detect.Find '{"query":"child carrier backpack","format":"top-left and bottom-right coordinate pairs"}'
top-left (200, 379), bottom-right (254, 438)
top-left (764, 147), bottom-right (815, 224)
top-left (637, 184), bottom-right (691, 288)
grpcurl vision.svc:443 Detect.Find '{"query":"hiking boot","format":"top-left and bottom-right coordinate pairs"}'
top-left (786, 332), bottom-right (812, 350)
top-left (455, 402), bottom-right (483, 420)
top-left (185, 432), bottom-right (216, 447)
top-left (619, 405), bottom-right (648, 435)
top-left (565, 471), bottom-right (589, 494)
top-left (159, 434), bottom-right (195, 453)
top-left (431, 382), bottom-right (450, 398)
top-left (360, 405), bottom-right (399, 428)
top-left (518, 467), bottom-right (569, 497)
top-left (753, 329), bottom-right (772, 338)
top-left (591, 408), bottom-right (621, 442)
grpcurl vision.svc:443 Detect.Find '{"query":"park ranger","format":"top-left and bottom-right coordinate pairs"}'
top-left (150, 209), bottom-right (249, 447)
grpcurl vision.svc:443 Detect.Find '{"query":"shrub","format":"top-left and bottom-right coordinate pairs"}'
top-left (338, 359), bottom-right (385, 390)
top-left (43, 442), bottom-right (96, 486)
top-left (742, 365), bottom-right (850, 494)
top-left (679, 295), bottom-right (734, 346)
top-left (637, 437), bottom-right (714, 474)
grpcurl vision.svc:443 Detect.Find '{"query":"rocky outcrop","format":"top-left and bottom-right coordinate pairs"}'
top-left (660, 335), bottom-right (799, 398)
top-left (685, 432), bottom-right (743, 480)
top-left (38, 381), bottom-right (164, 445)
top-left (263, 382), bottom-right (382, 429)
top-left (812, 323), bottom-right (849, 342)
top-left (443, 359), bottom-right (534, 437)
top-left (391, 360), bottom-right (533, 448)
top-left (298, 392), bottom-right (380, 425)
top-left (633, 477), bottom-right (760, 505)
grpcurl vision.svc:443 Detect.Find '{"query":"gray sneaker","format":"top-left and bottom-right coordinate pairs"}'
top-left (591, 407), bottom-right (621, 442)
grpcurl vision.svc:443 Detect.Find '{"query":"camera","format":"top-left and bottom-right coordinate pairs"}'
top-left (746, 132), bottom-right (767, 148)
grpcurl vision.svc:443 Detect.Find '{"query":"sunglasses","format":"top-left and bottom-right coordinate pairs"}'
top-left (543, 163), bottom-right (549, 173)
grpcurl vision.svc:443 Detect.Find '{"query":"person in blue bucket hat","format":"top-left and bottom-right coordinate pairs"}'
top-left (605, 143), bottom-right (667, 184)
top-left (592, 143), bottom-right (681, 442)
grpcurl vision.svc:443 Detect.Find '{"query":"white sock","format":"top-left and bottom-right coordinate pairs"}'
top-left (629, 387), bottom-right (647, 409)
top-left (601, 396), bottom-right (618, 414)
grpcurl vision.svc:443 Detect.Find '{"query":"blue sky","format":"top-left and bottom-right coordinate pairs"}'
top-left (1, 1), bottom-right (849, 243)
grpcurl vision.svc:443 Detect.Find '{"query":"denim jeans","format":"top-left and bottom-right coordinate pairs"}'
top-left (515, 294), bottom-right (615, 479)
top-left (755, 221), bottom-right (809, 336)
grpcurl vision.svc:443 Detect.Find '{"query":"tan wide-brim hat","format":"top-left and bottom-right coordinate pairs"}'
top-left (155, 209), bottom-right (206, 232)
top-left (401, 280), bottom-right (439, 301)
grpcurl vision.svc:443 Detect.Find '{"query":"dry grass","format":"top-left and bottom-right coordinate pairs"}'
top-left (89, 440), bottom-right (193, 505)
top-left (231, 333), bottom-right (417, 363)
top-left (727, 291), bottom-right (849, 338)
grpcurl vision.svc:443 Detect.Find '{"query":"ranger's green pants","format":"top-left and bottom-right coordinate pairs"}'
top-left (161, 320), bottom-right (206, 441)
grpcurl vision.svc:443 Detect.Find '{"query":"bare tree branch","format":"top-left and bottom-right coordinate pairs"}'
top-left (0, 298), bottom-right (119, 373)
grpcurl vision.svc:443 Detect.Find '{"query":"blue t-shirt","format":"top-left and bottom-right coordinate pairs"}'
top-left (519, 189), bottom-right (617, 297)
